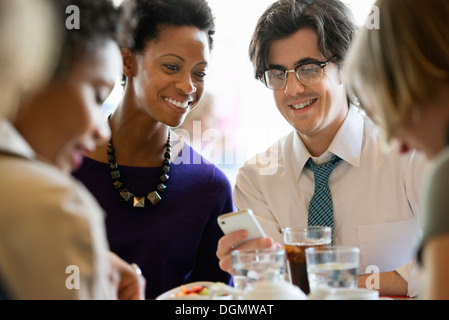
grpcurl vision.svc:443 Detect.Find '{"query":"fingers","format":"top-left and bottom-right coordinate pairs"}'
top-left (131, 263), bottom-right (142, 276)
top-left (216, 230), bottom-right (249, 274)
top-left (130, 263), bottom-right (146, 300)
top-left (271, 241), bottom-right (282, 250)
top-left (109, 252), bottom-right (147, 300)
top-left (218, 254), bottom-right (233, 274)
top-left (116, 264), bottom-right (146, 300)
top-left (216, 229), bottom-right (248, 258)
top-left (238, 237), bottom-right (277, 250)
top-left (216, 229), bottom-right (281, 274)
top-left (117, 281), bottom-right (139, 300)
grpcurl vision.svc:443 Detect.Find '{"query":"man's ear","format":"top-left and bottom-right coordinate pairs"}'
top-left (121, 48), bottom-right (137, 78)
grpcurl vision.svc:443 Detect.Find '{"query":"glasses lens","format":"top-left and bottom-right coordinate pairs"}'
top-left (296, 64), bottom-right (322, 86)
top-left (264, 70), bottom-right (285, 90)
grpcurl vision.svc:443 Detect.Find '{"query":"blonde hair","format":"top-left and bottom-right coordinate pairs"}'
top-left (344, 0), bottom-right (449, 140)
top-left (0, 0), bottom-right (59, 121)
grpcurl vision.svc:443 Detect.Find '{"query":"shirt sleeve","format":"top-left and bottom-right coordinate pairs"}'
top-left (233, 161), bottom-right (284, 244)
top-left (0, 177), bottom-right (113, 299)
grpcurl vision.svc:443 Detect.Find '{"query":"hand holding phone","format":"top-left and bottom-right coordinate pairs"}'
top-left (217, 209), bottom-right (266, 246)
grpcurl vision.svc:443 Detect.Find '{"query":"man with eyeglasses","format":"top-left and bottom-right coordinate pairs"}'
top-left (216, 0), bottom-right (428, 298)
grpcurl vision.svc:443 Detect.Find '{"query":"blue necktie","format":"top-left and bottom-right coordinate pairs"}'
top-left (305, 155), bottom-right (341, 242)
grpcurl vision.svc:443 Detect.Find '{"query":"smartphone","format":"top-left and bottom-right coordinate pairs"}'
top-left (217, 209), bottom-right (266, 244)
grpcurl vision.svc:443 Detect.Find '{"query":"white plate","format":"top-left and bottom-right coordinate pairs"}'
top-left (155, 281), bottom-right (239, 300)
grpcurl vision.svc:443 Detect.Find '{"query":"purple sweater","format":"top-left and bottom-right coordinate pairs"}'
top-left (73, 143), bottom-right (234, 299)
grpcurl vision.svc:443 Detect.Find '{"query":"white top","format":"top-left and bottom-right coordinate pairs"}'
top-left (0, 119), bottom-right (114, 299)
top-left (234, 106), bottom-right (428, 296)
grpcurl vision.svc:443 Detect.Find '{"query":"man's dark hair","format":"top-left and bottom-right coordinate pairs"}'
top-left (249, 0), bottom-right (356, 80)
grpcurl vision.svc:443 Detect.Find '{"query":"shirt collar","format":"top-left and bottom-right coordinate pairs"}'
top-left (328, 105), bottom-right (363, 168)
top-left (0, 118), bottom-right (36, 160)
top-left (292, 105), bottom-right (364, 181)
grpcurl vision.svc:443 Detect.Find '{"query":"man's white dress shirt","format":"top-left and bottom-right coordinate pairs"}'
top-left (234, 106), bottom-right (428, 296)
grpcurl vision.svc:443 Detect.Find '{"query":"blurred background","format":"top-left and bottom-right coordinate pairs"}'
top-left (106, 0), bottom-right (377, 186)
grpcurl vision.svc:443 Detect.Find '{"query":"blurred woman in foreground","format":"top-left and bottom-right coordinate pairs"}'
top-left (0, 0), bottom-right (144, 299)
top-left (345, 0), bottom-right (449, 299)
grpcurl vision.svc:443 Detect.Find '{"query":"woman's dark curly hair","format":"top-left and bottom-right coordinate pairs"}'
top-left (119, 0), bottom-right (215, 85)
top-left (51, 0), bottom-right (136, 80)
top-left (126, 0), bottom-right (215, 52)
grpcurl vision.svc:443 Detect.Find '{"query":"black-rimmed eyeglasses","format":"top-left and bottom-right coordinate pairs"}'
top-left (262, 58), bottom-right (333, 90)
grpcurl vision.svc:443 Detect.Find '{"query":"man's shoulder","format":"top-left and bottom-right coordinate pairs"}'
top-left (237, 131), bottom-right (295, 178)
top-left (243, 131), bottom-right (293, 165)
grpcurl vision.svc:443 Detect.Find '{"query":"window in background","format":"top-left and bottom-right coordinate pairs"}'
top-left (104, 0), bottom-right (377, 186)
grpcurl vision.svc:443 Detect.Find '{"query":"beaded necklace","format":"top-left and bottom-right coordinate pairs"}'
top-left (107, 115), bottom-right (171, 207)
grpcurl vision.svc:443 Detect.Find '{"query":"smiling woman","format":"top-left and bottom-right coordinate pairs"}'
top-left (17, 40), bottom-right (122, 173)
top-left (72, 0), bottom-right (234, 300)
top-left (103, 0), bottom-right (377, 187)
top-left (0, 0), bottom-right (142, 300)
top-left (126, 24), bottom-right (210, 127)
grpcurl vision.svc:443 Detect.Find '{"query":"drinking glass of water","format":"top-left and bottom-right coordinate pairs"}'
top-left (305, 246), bottom-right (360, 292)
top-left (231, 248), bottom-right (286, 292)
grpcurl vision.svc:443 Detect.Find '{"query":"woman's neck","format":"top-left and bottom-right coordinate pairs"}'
top-left (107, 109), bottom-right (169, 167)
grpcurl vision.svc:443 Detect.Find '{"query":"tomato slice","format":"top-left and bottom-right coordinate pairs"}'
top-left (184, 285), bottom-right (204, 294)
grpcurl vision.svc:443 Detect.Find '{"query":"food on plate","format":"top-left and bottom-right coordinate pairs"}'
top-left (174, 285), bottom-right (209, 297)
top-left (173, 282), bottom-right (228, 297)
top-left (156, 281), bottom-right (241, 300)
